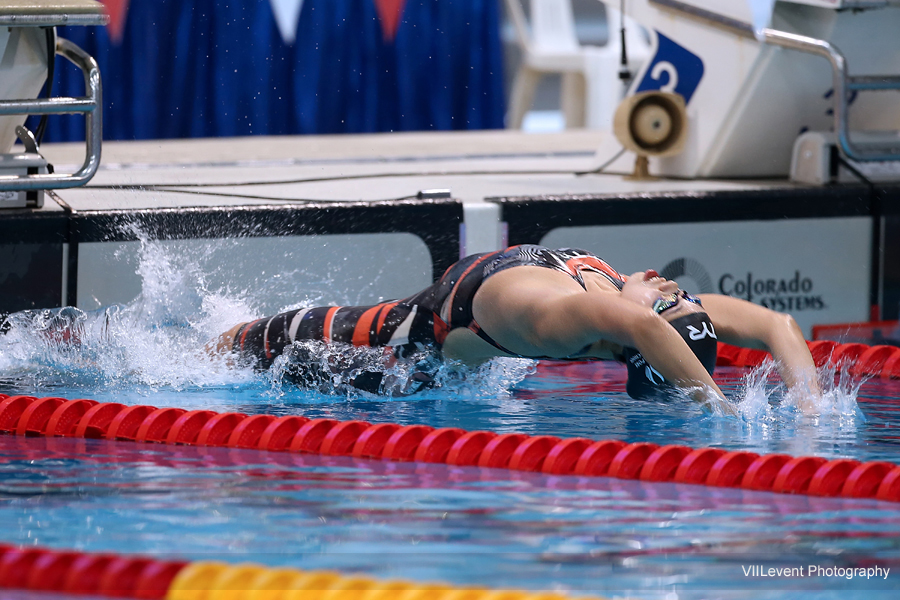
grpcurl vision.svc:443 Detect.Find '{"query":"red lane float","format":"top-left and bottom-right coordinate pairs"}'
top-left (98, 557), bottom-right (154, 596)
top-left (351, 422), bottom-right (401, 459)
top-left (166, 410), bottom-right (217, 445)
top-left (446, 431), bottom-right (497, 466)
top-left (0, 396), bottom-right (37, 432)
top-left (674, 448), bottom-right (726, 484)
top-left (846, 461), bottom-right (897, 498)
top-left (541, 437), bottom-right (593, 475)
top-left (808, 459), bottom-right (860, 497)
top-left (290, 418), bottom-right (338, 454)
top-left (508, 435), bottom-right (561, 472)
top-left (17, 397), bottom-right (67, 436)
top-left (257, 415), bottom-right (310, 451)
top-left (75, 402), bottom-right (126, 438)
top-left (714, 339), bottom-right (900, 380)
top-left (640, 445), bottom-right (692, 482)
top-left (136, 408), bottom-right (186, 443)
top-left (197, 412), bottom-right (248, 447)
top-left (384, 425), bottom-right (435, 461)
top-left (536, 339), bottom-right (900, 380)
top-left (608, 442), bottom-right (660, 479)
top-left (227, 414), bottom-right (277, 449)
top-left (574, 440), bottom-right (627, 476)
top-left (0, 548), bottom-right (44, 588)
top-left (478, 433), bottom-right (529, 469)
top-left (851, 345), bottom-right (898, 377)
top-left (806, 340), bottom-right (838, 367)
top-left (0, 545), bottom-right (185, 599)
top-left (877, 467), bottom-right (900, 501)
top-left (45, 399), bottom-right (98, 437)
top-left (107, 405), bottom-right (156, 441)
top-left (772, 456), bottom-right (828, 494)
top-left (1, 394), bottom-right (899, 503)
top-left (707, 451), bottom-right (759, 487)
top-left (741, 454), bottom-right (792, 491)
top-left (63, 553), bottom-right (117, 593)
top-left (414, 428), bottom-right (466, 463)
top-left (320, 420), bottom-right (371, 456)
top-left (27, 551), bottom-right (78, 591)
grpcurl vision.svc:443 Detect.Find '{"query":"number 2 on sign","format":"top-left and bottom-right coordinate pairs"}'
top-left (650, 61), bottom-right (679, 92)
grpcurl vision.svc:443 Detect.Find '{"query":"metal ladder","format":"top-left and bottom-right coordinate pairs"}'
top-left (651, 0), bottom-right (900, 162)
top-left (0, 10), bottom-right (105, 193)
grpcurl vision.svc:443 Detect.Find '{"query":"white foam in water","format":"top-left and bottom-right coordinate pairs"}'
top-left (731, 359), bottom-right (865, 424)
top-left (432, 357), bottom-right (537, 401)
top-left (0, 229), bottom-right (261, 392)
top-left (260, 337), bottom-right (536, 402)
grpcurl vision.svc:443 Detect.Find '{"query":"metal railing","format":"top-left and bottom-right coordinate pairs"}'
top-left (650, 0), bottom-right (900, 162)
top-left (0, 37), bottom-right (102, 191)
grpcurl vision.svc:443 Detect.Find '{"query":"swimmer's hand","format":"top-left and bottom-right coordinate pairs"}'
top-left (783, 366), bottom-right (823, 416)
top-left (689, 385), bottom-right (739, 417)
top-left (787, 385), bottom-right (826, 416)
top-left (205, 322), bottom-right (246, 360)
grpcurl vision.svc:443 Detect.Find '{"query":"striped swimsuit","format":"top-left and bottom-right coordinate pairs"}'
top-left (233, 245), bottom-right (625, 369)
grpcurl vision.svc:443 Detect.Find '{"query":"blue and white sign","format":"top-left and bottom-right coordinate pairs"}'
top-left (635, 32), bottom-right (705, 104)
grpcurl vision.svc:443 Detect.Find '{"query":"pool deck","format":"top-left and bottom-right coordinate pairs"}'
top-left (32, 128), bottom-right (811, 256)
top-left (39, 128), bottom-right (796, 210)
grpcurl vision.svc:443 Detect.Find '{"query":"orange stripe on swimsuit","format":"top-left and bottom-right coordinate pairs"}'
top-left (352, 305), bottom-right (383, 346)
top-left (322, 307), bottom-right (340, 342)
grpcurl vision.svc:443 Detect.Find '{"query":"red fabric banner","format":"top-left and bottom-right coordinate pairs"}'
top-left (101, 0), bottom-right (130, 45)
top-left (373, 0), bottom-right (406, 42)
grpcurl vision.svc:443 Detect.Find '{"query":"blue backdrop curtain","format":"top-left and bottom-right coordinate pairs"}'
top-left (43, 0), bottom-right (505, 142)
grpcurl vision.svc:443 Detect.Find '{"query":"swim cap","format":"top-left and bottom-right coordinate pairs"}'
top-left (623, 311), bottom-right (718, 399)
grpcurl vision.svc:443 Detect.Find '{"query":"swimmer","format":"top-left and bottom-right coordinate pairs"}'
top-left (212, 245), bottom-right (821, 412)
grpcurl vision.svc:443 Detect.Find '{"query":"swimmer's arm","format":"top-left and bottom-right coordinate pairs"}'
top-left (697, 294), bottom-right (820, 395)
top-left (530, 292), bottom-right (728, 406)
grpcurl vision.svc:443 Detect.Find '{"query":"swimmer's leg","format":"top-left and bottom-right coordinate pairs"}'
top-left (3, 305), bottom-right (120, 347)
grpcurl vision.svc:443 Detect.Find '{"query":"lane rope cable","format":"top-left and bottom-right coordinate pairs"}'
top-left (2, 341), bottom-right (900, 502)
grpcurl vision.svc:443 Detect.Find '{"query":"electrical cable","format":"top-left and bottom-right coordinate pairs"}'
top-left (33, 27), bottom-right (56, 146)
top-left (146, 187), bottom-right (421, 204)
top-left (79, 164), bottom-right (635, 204)
top-left (618, 0), bottom-right (632, 83)
top-left (85, 168), bottom-right (593, 190)
top-left (575, 147), bottom-right (626, 176)
top-left (836, 154), bottom-right (876, 192)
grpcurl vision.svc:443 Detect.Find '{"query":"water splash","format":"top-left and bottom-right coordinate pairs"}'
top-left (734, 359), bottom-right (865, 422)
top-left (0, 226), bottom-right (536, 403)
top-left (0, 230), bottom-right (260, 393)
top-left (263, 337), bottom-right (536, 404)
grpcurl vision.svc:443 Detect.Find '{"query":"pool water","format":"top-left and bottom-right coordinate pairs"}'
top-left (1, 235), bottom-right (899, 598)
top-left (1, 415), bottom-right (899, 600)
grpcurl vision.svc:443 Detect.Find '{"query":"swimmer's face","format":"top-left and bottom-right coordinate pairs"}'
top-left (621, 270), bottom-right (703, 321)
top-left (622, 270), bottom-right (678, 308)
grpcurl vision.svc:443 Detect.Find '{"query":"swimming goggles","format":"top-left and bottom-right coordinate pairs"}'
top-left (652, 290), bottom-right (702, 314)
